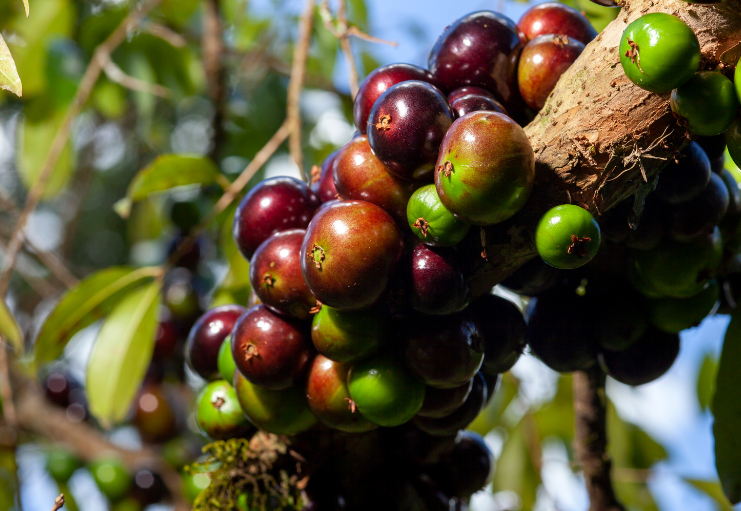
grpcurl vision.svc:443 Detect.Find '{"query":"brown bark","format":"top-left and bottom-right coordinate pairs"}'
top-left (469, 0), bottom-right (741, 296)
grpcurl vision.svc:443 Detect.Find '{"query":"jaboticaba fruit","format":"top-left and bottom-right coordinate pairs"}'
top-left (517, 3), bottom-right (597, 45)
top-left (413, 371), bottom-right (488, 436)
top-left (305, 354), bottom-right (378, 433)
top-left (654, 141), bottom-right (711, 205)
top-left (300, 200), bottom-right (403, 311)
top-left (347, 351), bottom-right (425, 427)
top-left (186, 305), bottom-right (245, 381)
top-left (499, 257), bottom-right (561, 296)
top-left (729, 119), bottom-right (741, 170)
top-left (332, 135), bottom-right (420, 225)
top-left (311, 305), bottom-right (388, 363)
top-left (619, 13), bottom-right (699, 93)
top-left (249, 229), bottom-right (316, 320)
top-left (599, 327), bottom-right (680, 386)
top-left (353, 63), bottom-right (439, 136)
top-left (434, 111), bottom-right (535, 226)
top-left (441, 431), bottom-right (494, 499)
top-left (232, 176), bottom-right (320, 260)
top-left (217, 336), bottom-right (236, 383)
top-left (468, 294), bottom-right (526, 374)
top-left (310, 150), bottom-right (339, 203)
top-left (670, 172), bottom-right (729, 242)
top-left (195, 380), bottom-right (251, 440)
top-left (736, 57), bottom-right (741, 104)
top-left (230, 305), bottom-right (313, 391)
top-left (535, 204), bottom-right (601, 269)
top-left (428, 11), bottom-right (524, 112)
top-left (670, 72), bottom-right (740, 137)
top-left (418, 380), bottom-right (473, 418)
top-left (406, 184), bottom-right (470, 247)
top-left (366, 81), bottom-right (454, 181)
top-left (234, 371), bottom-right (317, 435)
top-left (449, 93), bottom-right (507, 119)
top-left (647, 279), bottom-right (720, 334)
top-left (407, 244), bottom-right (471, 316)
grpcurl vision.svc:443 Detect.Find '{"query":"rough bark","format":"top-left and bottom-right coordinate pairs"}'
top-left (468, 0), bottom-right (741, 296)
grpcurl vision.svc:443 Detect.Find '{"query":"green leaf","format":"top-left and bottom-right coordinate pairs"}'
top-left (608, 401), bottom-right (666, 470)
top-left (34, 266), bottom-right (160, 370)
top-left (698, 354), bottom-right (718, 411)
top-left (86, 282), bottom-right (161, 428)
top-left (0, 299), bottom-right (22, 354)
top-left (713, 308), bottom-right (741, 503)
top-left (685, 479), bottom-right (735, 511)
top-left (18, 108), bottom-right (74, 198)
top-left (21, 0), bottom-right (29, 17)
top-left (0, 34), bottom-right (22, 97)
top-left (492, 422), bottom-right (540, 510)
top-left (116, 154), bottom-right (221, 218)
top-left (613, 482), bottom-right (659, 511)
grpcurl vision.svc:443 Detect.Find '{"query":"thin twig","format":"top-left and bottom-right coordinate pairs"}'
top-left (203, 0), bottom-right (226, 161)
top-left (336, 0), bottom-right (358, 99)
top-left (0, 238), bottom-right (58, 298)
top-left (51, 495), bottom-right (64, 511)
top-left (143, 22), bottom-right (187, 47)
top-left (0, 0), bottom-right (163, 301)
top-left (286, 0), bottom-right (316, 182)
top-left (345, 26), bottom-right (397, 47)
top-left (102, 56), bottom-right (171, 97)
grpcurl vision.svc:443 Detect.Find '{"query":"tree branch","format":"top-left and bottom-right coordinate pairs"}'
top-left (102, 56), bottom-right (171, 98)
top-left (203, 0), bottom-right (226, 161)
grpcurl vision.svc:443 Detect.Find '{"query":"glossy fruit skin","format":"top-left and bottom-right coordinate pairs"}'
top-left (414, 371), bottom-right (488, 436)
top-left (428, 11), bottom-right (524, 112)
top-left (332, 136), bottom-right (420, 224)
top-left (737, 57), bottom-right (741, 103)
top-left (435, 111), bottom-right (535, 225)
top-left (300, 200), bottom-right (404, 311)
top-left (719, 169), bottom-right (741, 240)
top-left (403, 312), bottom-right (484, 389)
top-left (217, 336), bottom-right (236, 383)
top-left (518, 34), bottom-right (585, 110)
top-left (231, 305), bottom-right (313, 391)
top-left (655, 141), bottom-right (710, 204)
top-left (408, 244), bottom-right (471, 316)
top-left (418, 380), bottom-right (473, 418)
top-left (443, 431), bottom-right (494, 498)
top-left (729, 119), bottom-right (741, 170)
top-left (367, 81), bottom-right (454, 181)
top-left (249, 229), bottom-right (315, 320)
top-left (469, 294), bottom-right (527, 374)
top-left (619, 13), bottom-right (699, 93)
top-left (629, 227), bottom-right (722, 298)
top-left (670, 172), bottom-right (729, 242)
top-left (406, 184), bottom-right (470, 247)
top-left (447, 86), bottom-right (498, 103)
top-left (89, 457), bottom-right (131, 502)
top-left (311, 150), bottom-right (339, 203)
top-left (671, 72), bottom-right (740, 136)
top-left (449, 93), bottom-right (507, 119)
top-left (196, 380), bottom-right (251, 440)
top-left (347, 352), bottom-right (426, 427)
top-left (600, 327), bottom-right (680, 386)
top-left (305, 355), bottom-right (377, 433)
top-left (311, 305), bottom-right (387, 363)
top-left (648, 279), bottom-right (719, 334)
top-left (500, 257), bottom-right (561, 296)
top-left (353, 64), bottom-right (439, 135)
top-left (186, 305), bottom-right (245, 381)
top-left (46, 447), bottom-right (82, 484)
top-left (133, 385), bottom-right (178, 444)
top-left (536, 205), bottom-right (601, 269)
top-left (518, 3), bottom-right (597, 44)
top-left (232, 177), bottom-right (320, 260)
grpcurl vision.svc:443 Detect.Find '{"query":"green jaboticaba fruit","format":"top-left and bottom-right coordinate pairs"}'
top-left (347, 352), bottom-right (425, 427)
top-left (648, 279), bottom-right (720, 333)
top-left (535, 204), bottom-right (601, 269)
top-left (630, 227), bottom-right (723, 298)
top-left (196, 380), bottom-right (251, 440)
top-left (736, 57), bottom-right (741, 104)
top-left (311, 305), bottom-right (388, 363)
top-left (728, 118), bottom-right (741, 169)
top-left (671, 72), bottom-right (740, 136)
top-left (406, 184), bottom-right (471, 246)
top-left (182, 469), bottom-right (210, 503)
top-left (217, 335), bottom-right (236, 383)
top-left (233, 371), bottom-right (317, 435)
top-left (434, 111), bottom-right (535, 226)
top-left (619, 13), bottom-right (699, 93)
top-left (45, 447), bottom-right (82, 484)
top-left (89, 457), bottom-right (131, 502)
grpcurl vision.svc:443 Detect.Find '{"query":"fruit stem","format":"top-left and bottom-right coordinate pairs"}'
top-left (574, 367), bottom-right (625, 511)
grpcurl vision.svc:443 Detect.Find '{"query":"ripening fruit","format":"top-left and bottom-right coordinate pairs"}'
top-left (517, 3), bottom-right (598, 44)
top-left (311, 305), bottom-right (388, 363)
top-left (727, 119), bottom-right (741, 169)
top-left (414, 371), bottom-right (488, 436)
top-left (536, 204), bottom-right (601, 269)
top-left (196, 380), bottom-right (251, 440)
top-left (671, 72), bottom-right (740, 136)
top-left (217, 336), bottom-right (236, 384)
top-left (619, 13), bottom-right (699, 93)
top-left (418, 380), bottom-right (472, 418)
top-left (186, 305), bottom-right (245, 381)
top-left (406, 184), bottom-right (470, 247)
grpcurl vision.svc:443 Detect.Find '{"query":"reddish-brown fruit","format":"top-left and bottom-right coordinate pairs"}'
top-left (132, 385), bottom-right (178, 444)
top-left (518, 3), bottom-right (598, 44)
top-left (311, 150), bottom-right (340, 203)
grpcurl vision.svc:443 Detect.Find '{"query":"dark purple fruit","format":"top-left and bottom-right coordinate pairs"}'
top-left (301, 200), bottom-right (403, 311)
top-left (418, 380), bottom-right (473, 418)
top-left (130, 469), bottom-right (168, 506)
top-left (186, 305), bottom-right (245, 381)
top-left (599, 327), bottom-right (680, 385)
top-left (428, 11), bottom-right (524, 112)
top-left (311, 150), bottom-right (339, 203)
top-left (333, 136), bottom-right (420, 224)
top-left (403, 312), bottom-right (484, 389)
top-left (367, 81), bottom-right (454, 181)
top-left (670, 172), bottom-right (729, 242)
top-left (518, 3), bottom-right (597, 44)
top-left (449, 93), bottom-right (507, 119)
top-left (469, 294), bottom-right (527, 374)
top-left (153, 319), bottom-right (179, 361)
top-left (655, 142), bottom-right (711, 204)
top-left (448, 86), bottom-right (499, 103)
top-left (354, 64), bottom-right (439, 135)
top-left (518, 34), bottom-right (584, 111)
top-left (166, 235), bottom-right (202, 271)
top-left (408, 244), bottom-right (470, 316)
top-left (719, 169), bottom-right (741, 239)
top-left (132, 385), bottom-right (178, 444)
top-left (697, 133), bottom-right (727, 162)
top-left (42, 370), bottom-right (80, 408)
top-left (232, 177), bottom-right (320, 260)
top-left (249, 229), bottom-right (316, 320)
top-left (440, 431), bottom-right (494, 498)
top-left (231, 305), bottom-right (313, 391)
top-left (414, 372), bottom-right (488, 436)
top-left (500, 257), bottom-right (561, 296)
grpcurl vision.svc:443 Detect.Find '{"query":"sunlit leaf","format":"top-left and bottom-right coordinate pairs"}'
top-left (698, 354), bottom-right (718, 411)
top-left (713, 307), bottom-right (741, 503)
top-left (86, 282), bottom-right (161, 428)
top-left (34, 266), bottom-right (160, 370)
top-left (116, 154), bottom-right (221, 218)
top-left (0, 299), bottom-right (22, 355)
top-left (21, 0), bottom-right (29, 17)
top-left (0, 35), bottom-right (22, 97)
top-left (613, 482), bottom-right (659, 511)
top-left (18, 108), bottom-right (74, 198)
top-left (492, 422), bottom-right (539, 510)
top-left (608, 401), bottom-right (667, 470)
top-left (686, 479), bottom-right (734, 511)
top-left (534, 374), bottom-right (574, 442)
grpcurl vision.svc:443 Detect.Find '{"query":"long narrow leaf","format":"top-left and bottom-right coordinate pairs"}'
top-left (0, 300), bottom-right (22, 354)
top-left (0, 34), bottom-right (21, 97)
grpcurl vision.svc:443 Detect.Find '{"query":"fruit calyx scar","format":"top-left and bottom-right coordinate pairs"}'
top-left (624, 39), bottom-right (644, 74)
top-left (413, 218), bottom-right (429, 237)
top-left (437, 160), bottom-right (453, 178)
top-left (375, 114), bottom-right (392, 131)
top-left (308, 244), bottom-right (326, 269)
top-left (567, 235), bottom-right (591, 257)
